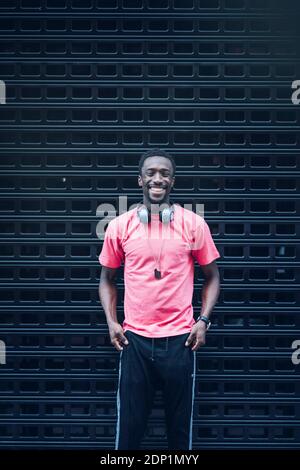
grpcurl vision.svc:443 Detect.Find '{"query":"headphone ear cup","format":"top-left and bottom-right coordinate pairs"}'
top-left (138, 207), bottom-right (149, 224)
top-left (160, 207), bottom-right (174, 224)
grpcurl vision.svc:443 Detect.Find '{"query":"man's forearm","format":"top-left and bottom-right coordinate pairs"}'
top-left (99, 280), bottom-right (118, 327)
top-left (200, 274), bottom-right (220, 319)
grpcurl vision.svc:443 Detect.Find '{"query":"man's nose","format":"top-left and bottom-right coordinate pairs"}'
top-left (152, 172), bottom-right (163, 183)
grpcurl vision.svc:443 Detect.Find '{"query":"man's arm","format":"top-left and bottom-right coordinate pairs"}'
top-left (99, 266), bottom-right (128, 351)
top-left (185, 260), bottom-right (220, 351)
top-left (198, 260), bottom-right (220, 321)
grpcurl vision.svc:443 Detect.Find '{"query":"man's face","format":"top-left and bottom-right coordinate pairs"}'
top-left (138, 156), bottom-right (175, 205)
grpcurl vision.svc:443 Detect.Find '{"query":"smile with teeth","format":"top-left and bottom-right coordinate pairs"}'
top-left (149, 187), bottom-right (166, 193)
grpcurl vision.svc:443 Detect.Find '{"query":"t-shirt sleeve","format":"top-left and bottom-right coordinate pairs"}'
top-left (191, 219), bottom-right (220, 266)
top-left (98, 220), bottom-right (124, 268)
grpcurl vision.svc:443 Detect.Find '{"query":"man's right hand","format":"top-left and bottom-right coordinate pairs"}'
top-left (108, 322), bottom-right (129, 351)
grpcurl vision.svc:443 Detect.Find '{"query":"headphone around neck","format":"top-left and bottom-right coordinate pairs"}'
top-left (137, 200), bottom-right (175, 224)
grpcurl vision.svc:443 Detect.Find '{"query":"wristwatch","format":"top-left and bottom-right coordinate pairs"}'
top-left (196, 315), bottom-right (211, 331)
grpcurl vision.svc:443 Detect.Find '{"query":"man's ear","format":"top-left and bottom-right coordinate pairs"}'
top-left (170, 176), bottom-right (175, 188)
top-left (138, 175), bottom-right (142, 187)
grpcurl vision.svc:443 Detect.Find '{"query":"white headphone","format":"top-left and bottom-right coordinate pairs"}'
top-left (137, 201), bottom-right (175, 224)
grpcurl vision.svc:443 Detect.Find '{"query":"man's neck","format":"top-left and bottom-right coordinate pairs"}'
top-left (143, 198), bottom-right (171, 213)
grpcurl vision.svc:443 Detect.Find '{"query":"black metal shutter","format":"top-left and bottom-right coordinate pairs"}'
top-left (0, 0), bottom-right (299, 449)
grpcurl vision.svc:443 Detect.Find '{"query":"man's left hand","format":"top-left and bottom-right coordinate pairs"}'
top-left (185, 321), bottom-right (207, 351)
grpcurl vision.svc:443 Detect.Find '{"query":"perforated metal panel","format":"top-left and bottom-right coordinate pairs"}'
top-left (0, 0), bottom-right (300, 449)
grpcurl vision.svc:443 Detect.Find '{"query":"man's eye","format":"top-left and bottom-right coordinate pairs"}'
top-left (145, 171), bottom-right (170, 177)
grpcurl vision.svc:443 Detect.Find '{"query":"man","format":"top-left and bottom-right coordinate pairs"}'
top-left (98, 149), bottom-right (220, 450)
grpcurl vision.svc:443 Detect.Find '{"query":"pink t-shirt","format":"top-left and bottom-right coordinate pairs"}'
top-left (99, 203), bottom-right (220, 338)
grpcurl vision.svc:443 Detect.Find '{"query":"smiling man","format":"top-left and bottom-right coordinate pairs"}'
top-left (98, 149), bottom-right (220, 450)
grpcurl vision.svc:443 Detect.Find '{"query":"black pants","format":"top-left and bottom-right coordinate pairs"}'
top-left (115, 330), bottom-right (196, 450)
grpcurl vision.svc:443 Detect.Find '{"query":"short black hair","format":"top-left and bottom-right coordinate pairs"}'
top-left (138, 149), bottom-right (176, 176)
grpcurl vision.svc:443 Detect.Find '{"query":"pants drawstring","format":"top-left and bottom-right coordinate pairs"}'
top-left (150, 338), bottom-right (154, 361)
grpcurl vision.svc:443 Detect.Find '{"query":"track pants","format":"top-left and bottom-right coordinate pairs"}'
top-left (115, 330), bottom-right (196, 450)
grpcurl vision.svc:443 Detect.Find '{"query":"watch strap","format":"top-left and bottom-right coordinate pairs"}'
top-left (196, 315), bottom-right (211, 330)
